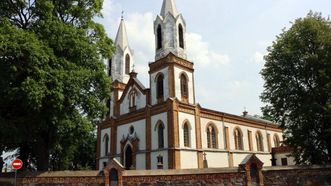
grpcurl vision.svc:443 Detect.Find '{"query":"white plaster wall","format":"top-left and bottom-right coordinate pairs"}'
top-left (151, 150), bottom-right (169, 170)
top-left (178, 112), bottom-right (196, 148)
top-left (98, 157), bottom-right (109, 170)
top-left (116, 119), bottom-right (146, 154)
top-left (275, 153), bottom-right (295, 166)
top-left (205, 151), bottom-right (228, 167)
top-left (200, 118), bottom-right (225, 149)
top-left (136, 154), bottom-right (146, 170)
top-left (109, 92), bottom-right (114, 117)
top-left (225, 123), bottom-right (282, 152)
top-left (151, 112), bottom-right (168, 150)
top-left (174, 67), bottom-right (194, 104)
top-left (150, 67), bottom-right (169, 105)
top-left (118, 90), bottom-right (123, 101)
top-left (180, 151), bottom-right (198, 169)
top-left (120, 85), bottom-right (146, 115)
top-left (256, 154), bottom-right (273, 166)
top-left (100, 128), bottom-right (111, 158)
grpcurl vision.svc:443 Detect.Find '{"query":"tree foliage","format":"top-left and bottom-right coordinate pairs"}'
top-left (261, 12), bottom-right (331, 164)
top-left (0, 0), bottom-right (113, 170)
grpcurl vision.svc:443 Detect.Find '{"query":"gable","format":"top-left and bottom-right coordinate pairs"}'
top-left (117, 77), bottom-right (147, 115)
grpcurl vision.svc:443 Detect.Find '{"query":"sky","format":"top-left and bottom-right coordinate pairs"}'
top-left (97, 0), bottom-right (330, 116)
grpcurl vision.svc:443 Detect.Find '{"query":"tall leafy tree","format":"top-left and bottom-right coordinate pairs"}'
top-left (261, 12), bottom-right (331, 165)
top-left (0, 0), bottom-right (113, 170)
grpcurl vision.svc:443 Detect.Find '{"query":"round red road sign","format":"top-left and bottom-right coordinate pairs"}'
top-left (12, 159), bottom-right (23, 170)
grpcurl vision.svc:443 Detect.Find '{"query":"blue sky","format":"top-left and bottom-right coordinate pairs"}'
top-left (97, 0), bottom-right (330, 116)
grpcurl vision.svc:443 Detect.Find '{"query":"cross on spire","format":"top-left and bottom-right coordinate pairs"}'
top-left (121, 10), bottom-right (124, 20)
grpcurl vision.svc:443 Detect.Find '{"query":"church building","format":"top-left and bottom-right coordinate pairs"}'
top-left (97, 0), bottom-right (283, 170)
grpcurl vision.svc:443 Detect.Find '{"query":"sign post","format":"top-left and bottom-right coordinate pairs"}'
top-left (12, 159), bottom-right (23, 186)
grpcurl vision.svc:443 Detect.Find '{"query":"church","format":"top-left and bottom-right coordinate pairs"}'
top-left (96, 0), bottom-right (283, 171)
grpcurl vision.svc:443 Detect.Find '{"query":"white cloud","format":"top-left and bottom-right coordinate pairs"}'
top-left (252, 51), bottom-right (265, 64)
top-left (187, 33), bottom-right (230, 66)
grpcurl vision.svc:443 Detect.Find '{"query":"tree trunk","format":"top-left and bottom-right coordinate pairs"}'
top-left (35, 141), bottom-right (49, 171)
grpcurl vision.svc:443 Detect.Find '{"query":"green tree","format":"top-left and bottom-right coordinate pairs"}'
top-left (0, 0), bottom-right (113, 170)
top-left (261, 12), bottom-right (331, 165)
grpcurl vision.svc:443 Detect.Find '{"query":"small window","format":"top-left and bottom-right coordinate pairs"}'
top-left (156, 74), bottom-right (164, 102)
top-left (106, 98), bottom-right (111, 116)
top-left (157, 25), bottom-right (162, 50)
top-left (183, 122), bottom-right (190, 147)
top-left (158, 123), bottom-right (164, 148)
top-left (129, 126), bottom-right (134, 135)
top-left (256, 131), bottom-right (264, 151)
top-left (125, 54), bottom-right (130, 75)
top-left (180, 73), bottom-right (188, 99)
top-left (157, 155), bottom-right (163, 169)
top-left (129, 90), bottom-right (136, 108)
top-left (103, 134), bottom-right (109, 156)
top-left (103, 162), bottom-right (107, 168)
top-left (234, 128), bottom-right (244, 150)
top-left (281, 158), bottom-right (288, 166)
top-left (178, 24), bottom-right (184, 48)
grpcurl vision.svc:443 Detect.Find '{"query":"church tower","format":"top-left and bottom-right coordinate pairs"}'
top-left (107, 17), bottom-right (134, 117)
top-left (150, 0), bottom-right (195, 106)
top-left (154, 0), bottom-right (187, 60)
top-left (109, 16), bottom-right (134, 84)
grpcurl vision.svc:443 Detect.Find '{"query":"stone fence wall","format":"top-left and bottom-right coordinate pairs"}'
top-left (1, 155), bottom-right (331, 186)
top-left (122, 168), bottom-right (245, 186)
top-left (263, 165), bottom-right (331, 186)
top-left (0, 171), bottom-right (104, 186)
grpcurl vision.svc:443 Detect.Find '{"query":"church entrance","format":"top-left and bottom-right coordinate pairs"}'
top-left (124, 145), bottom-right (133, 170)
top-left (109, 168), bottom-right (118, 186)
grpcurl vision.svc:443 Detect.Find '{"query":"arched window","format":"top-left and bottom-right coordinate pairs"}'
top-left (103, 134), bottom-right (109, 156)
top-left (125, 54), bottom-right (130, 75)
top-left (180, 73), bottom-right (188, 99)
top-left (158, 123), bottom-right (164, 149)
top-left (124, 145), bottom-right (133, 170)
top-left (157, 25), bottom-right (162, 50)
top-left (178, 24), bottom-right (184, 48)
top-left (183, 122), bottom-right (190, 147)
top-left (234, 128), bottom-right (244, 150)
top-left (129, 90), bottom-right (136, 108)
top-left (156, 74), bottom-right (164, 102)
top-left (207, 124), bottom-right (217, 148)
top-left (256, 131), bottom-right (264, 151)
top-left (273, 134), bottom-right (280, 147)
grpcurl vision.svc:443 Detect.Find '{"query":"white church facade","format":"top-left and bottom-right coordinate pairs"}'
top-left (97, 0), bottom-right (283, 171)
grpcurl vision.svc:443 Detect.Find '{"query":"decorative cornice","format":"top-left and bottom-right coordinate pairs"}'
top-left (149, 53), bottom-right (194, 74)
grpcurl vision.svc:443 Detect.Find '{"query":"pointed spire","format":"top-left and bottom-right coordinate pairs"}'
top-left (115, 15), bottom-right (129, 50)
top-left (160, 0), bottom-right (178, 17)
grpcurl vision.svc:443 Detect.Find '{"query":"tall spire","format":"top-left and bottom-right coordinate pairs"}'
top-left (160, 0), bottom-right (178, 17)
top-left (110, 15), bottom-right (134, 84)
top-left (154, 0), bottom-right (186, 60)
top-left (115, 16), bottom-right (129, 50)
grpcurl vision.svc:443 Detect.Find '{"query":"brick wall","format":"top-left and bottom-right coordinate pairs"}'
top-left (263, 166), bottom-right (331, 186)
top-left (0, 171), bottom-right (105, 186)
top-left (1, 164), bottom-right (331, 186)
top-left (122, 168), bottom-right (246, 186)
